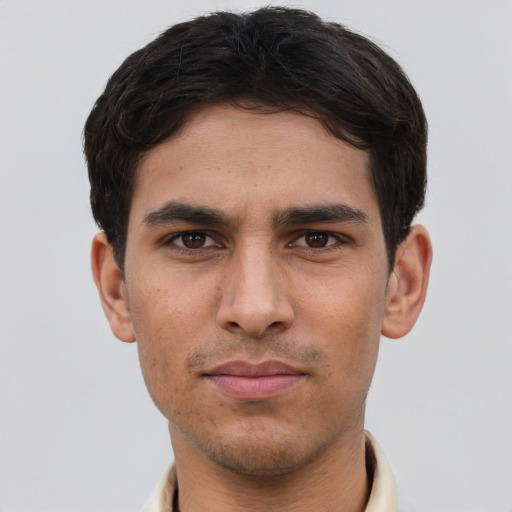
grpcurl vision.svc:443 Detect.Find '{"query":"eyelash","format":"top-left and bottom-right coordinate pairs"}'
top-left (288, 231), bottom-right (347, 252)
top-left (162, 230), bottom-right (348, 255)
top-left (164, 231), bottom-right (222, 253)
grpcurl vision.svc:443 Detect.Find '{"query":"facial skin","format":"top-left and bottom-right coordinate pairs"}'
top-left (92, 104), bottom-right (431, 511)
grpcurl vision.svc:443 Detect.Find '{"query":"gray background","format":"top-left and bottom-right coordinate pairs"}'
top-left (1, 0), bottom-right (511, 510)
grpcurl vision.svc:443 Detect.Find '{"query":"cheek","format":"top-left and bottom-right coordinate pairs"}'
top-left (129, 267), bottom-right (215, 345)
top-left (299, 272), bottom-right (386, 384)
top-left (301, 269), bottom-right (386, 337)
top-left (128, 283), bottom-right (208, 414)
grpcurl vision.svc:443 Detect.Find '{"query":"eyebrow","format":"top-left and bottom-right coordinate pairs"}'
top-left (143, 201), bottom-right (369, 229)
top-left (143, 201), bottom-right (232, 227)
top-left (273, 204), bottom-right (369, 226)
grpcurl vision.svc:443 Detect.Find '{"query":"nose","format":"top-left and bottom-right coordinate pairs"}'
top-left (217, 244), bottom-right (294, 338)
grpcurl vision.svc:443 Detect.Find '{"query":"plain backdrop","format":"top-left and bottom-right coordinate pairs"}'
top-left (1, 1), bottom-right (511, 511)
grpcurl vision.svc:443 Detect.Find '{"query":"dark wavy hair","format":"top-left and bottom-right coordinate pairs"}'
top-left (84, 6), bottom-right (427, 270)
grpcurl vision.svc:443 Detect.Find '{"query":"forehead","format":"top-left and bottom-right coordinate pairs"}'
top-left (131, 104), bottom-right (377, 223)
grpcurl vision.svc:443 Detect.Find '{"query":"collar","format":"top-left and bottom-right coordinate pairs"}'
top-left (142, 431), bottom-right (397, 512)
top-left (364, 431), bottom-right (398, 512)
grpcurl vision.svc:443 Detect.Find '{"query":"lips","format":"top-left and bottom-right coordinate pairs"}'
top-left (204, 360), bottom-right (307, 400)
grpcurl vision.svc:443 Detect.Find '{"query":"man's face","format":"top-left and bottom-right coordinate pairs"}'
top-left (122, 105), bottom-right (392, 476)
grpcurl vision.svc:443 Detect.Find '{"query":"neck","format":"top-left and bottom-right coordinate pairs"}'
top-left (170, 427), bottom-right (370, 512)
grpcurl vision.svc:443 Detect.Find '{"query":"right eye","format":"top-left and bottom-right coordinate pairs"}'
top-left (167, 231), bottom-right (219, 250)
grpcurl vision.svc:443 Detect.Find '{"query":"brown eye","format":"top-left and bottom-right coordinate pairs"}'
top-left (181, 232), bottom-right (207, 249)
top-left (305, 232), bottom-right (329, 248)
top-left (292, 231), bottom-right (341, 250)
top-left (167, 231), bottom-right (220, 252)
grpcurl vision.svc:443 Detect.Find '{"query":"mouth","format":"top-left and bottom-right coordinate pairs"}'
top-left (203, 360), bottom-right (307, 400)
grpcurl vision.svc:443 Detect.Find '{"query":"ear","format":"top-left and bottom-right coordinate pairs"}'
top-left (91, 232), bottom-right (136, 343)
top-left (381, 225), bottom-right (432, 339)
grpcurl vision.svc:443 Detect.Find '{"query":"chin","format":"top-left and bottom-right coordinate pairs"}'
top-left (208, 444), bottom-right (319, 477)
top-left (190, 425), bottom-right (334, 477)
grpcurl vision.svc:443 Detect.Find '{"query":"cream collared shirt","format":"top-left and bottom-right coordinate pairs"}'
top-left (142, 431), bottom-right (397, 512)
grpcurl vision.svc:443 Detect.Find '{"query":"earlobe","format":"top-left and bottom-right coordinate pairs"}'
top-left (381, 225), bottom-right (432, 339)
top-left (91, 232), bottom-right (136, 343)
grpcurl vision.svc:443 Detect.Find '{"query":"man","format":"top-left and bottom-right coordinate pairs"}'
top-left (85, 6), bottom-right (432, 511)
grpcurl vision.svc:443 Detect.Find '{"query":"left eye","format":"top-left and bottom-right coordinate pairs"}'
top-left (169, 231), bottom-right (218, 249)
top-left (293, 232), bottom-right (338, 248)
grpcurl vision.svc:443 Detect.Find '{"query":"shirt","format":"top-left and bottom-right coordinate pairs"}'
top-left (142, 431), bottom-right (397, 512)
